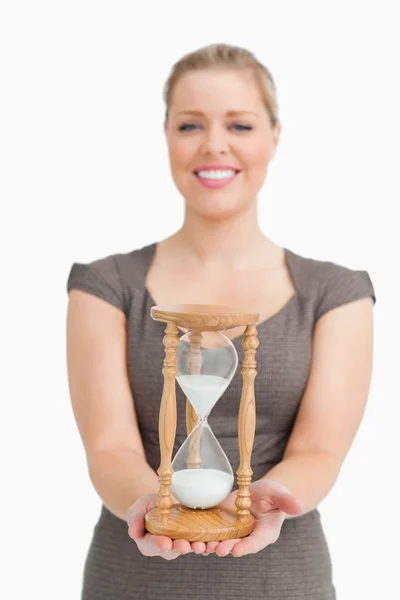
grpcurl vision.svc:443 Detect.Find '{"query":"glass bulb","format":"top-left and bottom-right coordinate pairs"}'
top-left (176, 330), bottom-right (238, 419)
top-left (171, 329), bottom-right (238, 509)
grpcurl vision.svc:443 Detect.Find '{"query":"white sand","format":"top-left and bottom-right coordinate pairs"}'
top-left (177, 374), bottom-right (229, 418)
top-left (171, 468), bottom-right (233, 509)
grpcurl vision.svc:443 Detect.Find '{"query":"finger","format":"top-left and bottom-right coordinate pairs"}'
top-left (231, 534), bottom-right (262, 557)
top-left (126, 493), bottom-right (158, 526)
top-left (215, 538), bottom-right (241, 557)
top-left (274, 493), bottom-right (303, 515)
top-left (191, 541), bottom-right (206, 554)
top-left (172, 539), bottom-right (192, 554)
top-left (231, 518), bottom-right (281, 557)
top-left (232, 529), bottom-right (279, 557)
top-left (265, 482), bottom-right (303, 515)
top-left (128, 510), bottom-right (162, 541)
top-left (161, 552), bottom-right (181, 561)
top-left (127, 494), bottom-right (159, 539)
top-left (128, 515), bottom-right (147, 540)
top-left (205, 541), bottom-right (219, 553)
top-left (141, 532), bottom-right (173, 555)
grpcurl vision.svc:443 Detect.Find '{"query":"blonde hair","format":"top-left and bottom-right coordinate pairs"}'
top-left (163, 43), bottom-right (279, 129)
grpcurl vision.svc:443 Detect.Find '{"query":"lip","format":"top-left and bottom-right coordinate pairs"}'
top-left (192, 164), bottom-right (241, 173)
top-left (193, 170), bottom-right (240, 189)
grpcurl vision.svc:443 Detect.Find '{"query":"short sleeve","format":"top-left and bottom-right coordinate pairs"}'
top-left (314, 268), bottom-right (376, 322)
top-left (67, 255), bottom-right (128, 316)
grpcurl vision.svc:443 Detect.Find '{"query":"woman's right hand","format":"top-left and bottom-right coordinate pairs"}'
top-left (127, 493), bottom-right (207, 560)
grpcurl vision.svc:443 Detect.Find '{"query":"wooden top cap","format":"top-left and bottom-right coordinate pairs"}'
top-left (150, 304), bottom-right (262, 331)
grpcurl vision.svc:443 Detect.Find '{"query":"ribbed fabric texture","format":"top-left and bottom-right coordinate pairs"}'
top-left (66, 243), bottom-right (376, 600)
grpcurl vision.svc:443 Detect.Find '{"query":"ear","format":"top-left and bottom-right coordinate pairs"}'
top-left (272, 120), bottom-right (281, 147)
top-left (270, 120), bottom-right (281, 161)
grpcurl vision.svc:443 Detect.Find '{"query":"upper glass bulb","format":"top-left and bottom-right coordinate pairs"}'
top-left (176, 330), bottom-right (238, 419)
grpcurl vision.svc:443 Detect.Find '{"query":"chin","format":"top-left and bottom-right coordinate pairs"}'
top-left (189, 196), bottom-right (251, 220)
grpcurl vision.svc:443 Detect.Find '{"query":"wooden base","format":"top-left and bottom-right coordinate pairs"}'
top-left (145, 503), bottom-right (254, 542)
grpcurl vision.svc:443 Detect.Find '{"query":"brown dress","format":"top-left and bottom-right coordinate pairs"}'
top-left (67, 242), bottom-right (376, 600)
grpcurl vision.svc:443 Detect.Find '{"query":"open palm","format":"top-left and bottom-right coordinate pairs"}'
top-left (203, 478), bottom-right (303, 557)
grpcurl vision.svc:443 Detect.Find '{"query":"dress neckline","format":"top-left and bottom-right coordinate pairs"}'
top-left (143, 242), bottom-right (299, 345)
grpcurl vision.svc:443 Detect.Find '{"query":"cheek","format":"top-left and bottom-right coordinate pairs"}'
top-left (243, 140), bottom-right (270, 170)
top-left (168, 140), bottom-right (195, 173)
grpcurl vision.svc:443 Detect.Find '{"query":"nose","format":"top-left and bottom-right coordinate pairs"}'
top-left (200, 124), bottom-right (230, 155)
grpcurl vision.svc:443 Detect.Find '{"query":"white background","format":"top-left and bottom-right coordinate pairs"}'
top-left (1, 1), bottom-right (399, 598)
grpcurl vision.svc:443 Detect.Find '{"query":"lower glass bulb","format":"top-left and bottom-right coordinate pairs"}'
top-left (170, 468), bottom-right (234, 509)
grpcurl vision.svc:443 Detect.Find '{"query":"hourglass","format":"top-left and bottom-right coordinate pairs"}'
top-left (144, 304), bottom-right (261, 542)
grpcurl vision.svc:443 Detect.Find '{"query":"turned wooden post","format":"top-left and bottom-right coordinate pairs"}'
top-left (157, 321), bottom-right (179, 524)
top-left (185, 330), bottom-right (203, 469)
top-left (236, 324), bottom-right (259, 519)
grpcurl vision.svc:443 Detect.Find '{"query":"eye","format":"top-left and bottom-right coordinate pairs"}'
top-left (232, 124), bottom-right (253, 131)
top-left (177, 122), bottom-right (253, 132)
top-left (178, 123), bottom-right (198, 132)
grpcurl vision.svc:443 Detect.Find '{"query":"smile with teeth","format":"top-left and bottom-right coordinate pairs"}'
top-left (193, 168), bottom-right (241, 189)
top-left (196, 169), bottom-right (237, 179)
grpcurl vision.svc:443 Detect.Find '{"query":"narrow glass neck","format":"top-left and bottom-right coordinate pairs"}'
top-left (197, 413), bottom-right (209, 424)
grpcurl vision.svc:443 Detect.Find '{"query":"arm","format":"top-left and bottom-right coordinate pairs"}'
top-left (66, 289), bottom-right (159, 521)
top-left (262, 295), bottom-right (375, 517)
top-left (86, 448), bottom-right (159, 521)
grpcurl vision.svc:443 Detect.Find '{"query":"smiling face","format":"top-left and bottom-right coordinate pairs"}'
top-left (164, 68), bottom-right (281, 219)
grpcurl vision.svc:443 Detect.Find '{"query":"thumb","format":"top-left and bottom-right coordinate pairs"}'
top-left (265, 481), bottom-right (303, 516)
top-left (127, 493), bottom-right (159, 539)
top-left (276, 492), bottom-right (304, 516)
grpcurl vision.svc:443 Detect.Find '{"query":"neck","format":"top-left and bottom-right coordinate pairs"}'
top-left (171, 200), bottom-right (276, 270)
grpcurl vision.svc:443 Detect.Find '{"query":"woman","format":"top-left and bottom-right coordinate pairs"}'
top-left (67, 43), bottom-right (376, 599)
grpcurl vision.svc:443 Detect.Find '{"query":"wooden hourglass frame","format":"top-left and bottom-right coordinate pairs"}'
top-left (144, 304), bottom-right (261, 542)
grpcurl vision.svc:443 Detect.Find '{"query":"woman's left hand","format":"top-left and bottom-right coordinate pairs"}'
top-left (203, 479), bottom-right (303, 558)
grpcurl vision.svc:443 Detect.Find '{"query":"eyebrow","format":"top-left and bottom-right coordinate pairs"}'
top-left (175, 110), bottom-right (259, 118)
